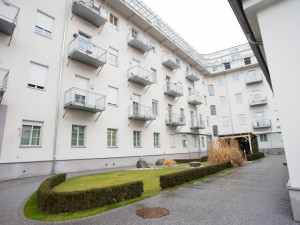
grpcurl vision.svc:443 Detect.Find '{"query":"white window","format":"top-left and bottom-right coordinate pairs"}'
top-left (213, 125), bottom-right (218, 137)
top-left (108, 47), bottom-right (118, 66)
top-left (28, 62), bottom-right (48, 90)
top-left (154, 133), bottom-right (160, 147)
top-left (208, 85), bottom-right (214, 96)
top-left (217, 77), bottom-right (224, 86)
top-left (109, 14), bottom-right (118, 30)
top-left (220, 96), bottom-right (227, 106)
top-left (201, 137), bottom-right (205, 147)
top-left (233, 74), bottom-right (239, 83)
top-left (151, 68), bottom-right (157, 83)
top-left (231, 54), bottom-right (241, 61)
top-left (210, 105), bottom-right (216, 115)
top-left (239, 115), bottom-right (246, 125)
top-left (260, 134), bottom-right (268, 142)
top-left (235, 93), bottom-right (243, 104)
top-left (152, 100), bottom-right (158, 116)
top-left (133, 131), bottom-right (141, 147)
top-left (74, 76), bottom-right (88, 104)
top-left (149, 40), bottom-right (156, 53)
top-left (207, 117), bottom-right (210, 127)
top-left (71, 125), bottom-right (85, 147)
top-left (222, 117), bottom-right (230, 127)
top-left (78, 32), bottom-right (91, 52)
top-left (182, 135), bottom-right (187, 148)
top-left (204, 95), bottom-right (207, 105)
top-left (35, 11), bottom-right (54, 38)
top-left (108, 86), bottom-right (118, 106)
top-left (169, 134), bottom-right (175, 148)
top-left (107, 129), bottom-right (117, 147)
top-left (20, 121), bottom-right (43, 147)
top-left (192, 136), bottom-right (197, 147)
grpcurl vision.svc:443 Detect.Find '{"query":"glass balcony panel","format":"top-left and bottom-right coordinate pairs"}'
top-left (186, 69), bottom-right (201, 82)
top-left (127, 66), bottom-right (154, 86)
top-left (249, 96), bottom-right (268, 106)
top-left (190, 118), bottom-right (205, 129)
top-left (187, 94), bottom-right (203, 105)
top-left (162, 53), bottom-right (181, 70)
top-left (0, 68), bottom-right (9, 92)
top-left (246, 74), bottom-right (263, 84)
top-left (164, 82), bottom-right (183, 97)
top-left (127, 33), bottom-right (152, 53)
top-left (0, 0), bottom-right (19, 35)
top-left (165, 113), bottom-right (186, 126)
top-left (253, 119), bottom-right (271, 129)
top-left (128, 104), bottom-right (156, 121)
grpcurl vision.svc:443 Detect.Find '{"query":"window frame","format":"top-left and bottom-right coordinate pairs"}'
top-left (260, 134), bottom-right (268, 142)
top-left (34, 10), bottom-right (54, 39)
top-left (244, 57), bottom-right (251, 65)
top-left (213, 125), bottom-right (218, 137)
top-left (107, 86), bottom-right (118, 106)
top-left (20, 121), bottom-right (43, 147)
top-left (201, 137), bottom-right (205, 147)
top-left (169, 134), bottom-right (175, 148)
top-left (133, 131), bottom-right (141, 147)
top-left (28, 62), bottom-right (48, 90)
top-left (217, 77), bottom-right (224, 86)
top-left (239, 114), bottom-right (246, 125)
top-left (108, 47), bottom-right (118, 67)
top-left (154, 133), bottom-right (160, 147)
top-left (233, 74), bottom-right (240, 83)
top-left (210, 105), bottom-right (216, 115)
top-left (224, 62), bottom-right (231, 70)
top-left (220, 96), bottom-right (227, 106)
top-left (208, 84), bottom-right (214, 96)
top-left (107, 128), bottom-right (118, 148)
top-left (109, 13), bottom-right (119, 30)
top-left (71, 125), bottom-right (86, 148)
top-left (235, 93), bottom-right (243, 104)
top-left (182, 135), bottom-right (187, 148)
top-left (152, 100), bottom-right (159, 116)
top-left (222, 116), bottom-right (230, 127)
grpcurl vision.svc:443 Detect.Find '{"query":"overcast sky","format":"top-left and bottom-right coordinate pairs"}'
top-left (141, 0), bottom-right (247, 54)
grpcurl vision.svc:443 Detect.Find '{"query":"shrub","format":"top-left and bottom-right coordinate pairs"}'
top-left (174, 156), bottom-right (208, 164)
top-left (163, 159), bottom-right (176, 166)
top-left (160, 162), bottom-right (232, 189)
top-left (247, 152), bottom-right (265, 161)
top-left (208, 139), bottom-right (244, 168)
top-left (37, 174), bottom-right (144, 213)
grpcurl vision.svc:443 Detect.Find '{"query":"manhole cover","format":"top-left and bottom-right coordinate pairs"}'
top-left (136, 207), bottom-right (169, 219)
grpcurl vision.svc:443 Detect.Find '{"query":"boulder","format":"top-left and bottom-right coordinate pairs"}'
top-left (136, 158), bottom-right (150, 168)
top-left (190, 161), bottom-right (201, 167)
top-left (156, 159), bottom-right (165, 166)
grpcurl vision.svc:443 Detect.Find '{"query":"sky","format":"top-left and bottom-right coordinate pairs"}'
top-left (141, 0), bottom-right (247, 54)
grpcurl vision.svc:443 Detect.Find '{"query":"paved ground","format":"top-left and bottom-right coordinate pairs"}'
top-left (0, 156), bottom-right (298, 225)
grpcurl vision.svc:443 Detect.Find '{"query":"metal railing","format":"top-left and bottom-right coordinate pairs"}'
top-left (162, 53), bottom-right (181, 67)
top-left (0, 68), bottom-right (9, 92)
top-left (68, 37), bottom-right (107, 62)
top-left (164, 82), bottom-right (183, 95)
top-left (187, 94), bottom-right (203, 104)
top-left (0, 0), bottom-right (19, 24)
top-left (190, 118), bottom-right (205, 129)
top-left (246, 73), bottom-right (263, 83)
top-left (128, 104), bottom-right (155, 120)
top-left (166, 113), bottom-right (186, 125)
top-left (64, 87), bottom-right (106, 111)
top-left (127, 65), bottom-right (155, 82)
top-left (127, 32), bottom-right (152, 47)
top-left (253, 119), bottom-right (271, 128)
top-left (72, 0), bottom-right (108, 20)
top-left (249, 96), bottom-right (267, 106)
top-left (186, 69), bottom-right (201, 80)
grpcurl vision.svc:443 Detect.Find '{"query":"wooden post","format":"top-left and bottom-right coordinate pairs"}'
top-left (249, 134), bottom-right (253, 154)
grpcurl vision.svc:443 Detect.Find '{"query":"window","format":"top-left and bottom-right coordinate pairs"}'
top-left (108, 86), bottom-right (118, 106)
top-left (20, 121), bottom-right (42, 147)
top-left (78, 32), bottom-right (91, 52)
top-left (235, 93), bottom-right (243, 104)
top-left (149, 40), bottom-right (156, 53)
top-left (207, 117), bottom-right (210, 127)
top-left (239, 114), bottom-right (246, 125)
top-left (201, 137), bottom-right (205, 147)
top-left (207, 136), bottom-right (211, 144)
top-left (152, 100), bottom-right (158, 116)
top-left (204, 95), bottom-right (207, 105)
top-left (233, 74), bottom-right (239, 83)
top-left (208, 85), bottom-right (214, 96)
top-left (210, 105), bottom-right (216, 115)
top-left (108, 47), bottom-right (118, 66)
top-left (220, 96), bottom-right (227, 106)
top-left (231, 54), bottom-right (241, 61)
top-left (182, 135), bottom-right (187, 148)
top-left (260, 134), bottom-right (268, 142)
top-left (192, 136), bottom-right (197, 147)
top-left (188, 87), bottom-right (192, 95)
top-left (109, 14), bottom-right (118, 30)
top-left (213, 125), bottom-right (218, 137)
top-left (71, 125), bottom-right (85, 147)
top-left (107, 129), bottom-right (117, 147)
top-left (244, 57), bottom-right (251, 65)
top-left (151, 68), bottom-right (157, 83)
top-left (169, 134), bottom-right (175, 148)
top-left (217, 77), bottom-right (224, 86)
top-left (154, 133), bottom-right (160, 147)
top-left (75, 76), bottom-right (88, 104)
top-left (133, 131), bottom-right (141, 147)
top-left (35, 11), bottom-right (54, 38)
top-left (180, 108), bottom-right (185, 123)
top-left (224, 62), bottom-right (231, 70)
top-left (222, 117), bottom-right (230, 127)
top-left (28, 62), bottom-right (48, 90)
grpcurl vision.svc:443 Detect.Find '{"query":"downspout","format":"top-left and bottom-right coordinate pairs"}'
top-left (193, 81), bottom-right (202, 157)
top-left (52, 0), bottom-right (69, 175)
top-left (246, 34), bottom-right (263, 45)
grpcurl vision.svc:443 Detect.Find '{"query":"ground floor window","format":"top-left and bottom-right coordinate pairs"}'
top-left (20, 121), bottom-right (43, 146)
top-left (154, 133), bottom-right (160, 147)
top-left (134, 131), bottom-right (141, 147)
top-left (182, 135), bottom-right (187, 148)
top-left (107, 129), bottom-right (117, 147)
top-left (169, 134), bottom-right (175, 148)
top-left (71, 125), bottom-right (85, 147)
top-left (260, 134), bottom-right (268, 142)
top-left (201, 137), bottom-right (205, 147)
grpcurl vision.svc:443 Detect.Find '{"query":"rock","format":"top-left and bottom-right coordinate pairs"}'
top-left (190, 161), bottom-right (201, 167)
top-left (137, 158), bottom-right (150, 168)
top-left (156, 159), bottom-right (165, 166)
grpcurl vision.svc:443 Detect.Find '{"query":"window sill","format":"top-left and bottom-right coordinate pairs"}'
top-left (134, 147), bottom-right (142, 148)
top-left (71, 146), bottom-right (86, 148)
top-left (34, 31), bottom-right (53, 40)
top-left (27, 86), bottom-right (46, 91)
top-left (154, 146), bottom-right (161, 148)
top-left (19, 145), bottom-right (42, 148)
top-left (107, 146), bottom-right (118, 148)
top-left (108, 103), bottom-right (118, 107)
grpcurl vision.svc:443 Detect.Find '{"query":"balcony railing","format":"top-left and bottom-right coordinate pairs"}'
top-left (127, 66), bottom-right (155, 86)
top-left (246, 74), bottom-right (263, 85)
top-left (253, 119), bottom-right (271, 129)
top-left (64, 87), bottom-right (106, 113)
top-left (128, 104), bottom-right (156, 121)
top-left (0, 68), bottom-right (8, 103)
top-left (186, 69), bottom-right (201, 82)
top-left (249, 96), bottom-right (267, 106)
top-left (166, 113), bottom-right (186, 126)
top-left (68, 37), bottom-right (107, 68)
top-left (187, 94), bottom-right (203, 105)
top-left (0, 0), bottom-right (19, 35)
top-left (190, 118), bottom-right (205, 129)
top-left (72, 0), bottom-right (108, 27)
top-left (127, 33), bottom-right (153, 53)
top-left (164, 82), bottom-right (183, 97)
top-left (162, 53), bottom-right (181, 70)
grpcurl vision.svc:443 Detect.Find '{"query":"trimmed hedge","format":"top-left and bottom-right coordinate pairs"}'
top-left (38, 174), bottom-right (144, 213)
top-left (247, 152), bottom-right (265, 161)
top-left (160, 162), bottom-right (232, 189)
top-left (174, 156), bottom-right (208, 164)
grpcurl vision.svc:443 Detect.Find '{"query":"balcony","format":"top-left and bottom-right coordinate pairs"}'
top-left (127, 33), bottom-right (153, 53)
top-left (64, 87), bottom-right (106, 113)
top-left (253, 119), bottom-right (271, 129)
top-left (166, 113), bottom-right (186, 126)
top-left (72, 0), bottom-right (108, 27)
top-left (186, 69), bottom-right (201, 82)
top-left (187, 94), bottom-right (203, 106)
top-left (127, 66), bottom-right (155, 86)
top-left (190, 119), bottom-right (206, 129)
top-left (246, 74), bottom-right (263, 85)
top-left (68, 37), bottom-right (107, 68)
top-left (249, 96), bottom-right (267, 106)
top-left (0, 68), bottom-right (8, 103)
top-left (162, 53), bottom-right (180, 70)
top-left (164, 82), bottom-right (183, 97)
top-left (128, 104), bottom-right (156, 121)
top-left (0, 0), bottom-right (19, 35)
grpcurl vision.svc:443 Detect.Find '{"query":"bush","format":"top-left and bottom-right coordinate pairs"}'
top-left (247, 152), bottom-right (265, 161)
top-left (163, 159), bottom-right (176, 166)
top-left (208, 139), bottom-right (244, 168)
top-left (160, 162), bottom-right (232, 189)
top-left (174, 156), bottom-right (208, 164)
top-left (38, 174), bottom-right (144, 213)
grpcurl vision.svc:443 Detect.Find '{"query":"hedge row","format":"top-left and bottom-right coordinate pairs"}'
top-left (247, 152), bottom-right (265, 161)
top-left (174, 156), bottom-right (208, 164)
top-left (38, 174), bottom-right (144, 213)
top-left (160, 162), bottom-right (232, 189)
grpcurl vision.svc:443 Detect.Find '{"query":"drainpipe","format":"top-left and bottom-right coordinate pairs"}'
top-left (193, 82), bottom-right (201, 157)
top-left (52, 0), bottom-right (69, 175)
top-left (246, 34), bottom-right (263, 45)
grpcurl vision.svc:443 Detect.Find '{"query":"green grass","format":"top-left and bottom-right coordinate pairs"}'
top-left (24, 166), bottom-right (233, 222)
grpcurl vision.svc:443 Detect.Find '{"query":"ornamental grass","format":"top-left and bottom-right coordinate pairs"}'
top-left (163, 159), bottom-right (177, 166)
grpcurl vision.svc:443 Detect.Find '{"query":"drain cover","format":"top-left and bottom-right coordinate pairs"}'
top-left (136, 207), bottom-right (169, 219)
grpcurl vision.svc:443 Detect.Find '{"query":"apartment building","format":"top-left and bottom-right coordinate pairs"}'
top-left (0, 0), bottom-right (283, 180)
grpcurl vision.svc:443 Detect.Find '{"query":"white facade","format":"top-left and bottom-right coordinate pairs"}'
top-left (0, 0), bottom-right (283, 181)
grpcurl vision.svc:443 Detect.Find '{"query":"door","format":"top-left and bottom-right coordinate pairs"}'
top-left (252, 91), bottom-right (261, 104)
top-left (132, 28), bottom-right (139, 39)
top-left (78, 33), bottom-right (91, 53)
top-left (255, 112), bottom-right (264, 127)
top-left (190, 111), bottom-right (194, 126)
top-left (166, 76), bottom-right (171, 91)
top-left (133, 94), bottom-right (140, 116)
top-left (180, 108), bottom-right (184, 123)
top-left (75, 76), bottom-right (88, 105)
top-left (168, 104), bottom-right (173, 122)
top-left (132, 59), bottom-right (139, 76)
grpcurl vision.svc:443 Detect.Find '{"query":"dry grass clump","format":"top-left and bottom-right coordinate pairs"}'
top-left (163, 159), bottom-right (176, 166)
top-left (208, 138), bottom-right (244, 168)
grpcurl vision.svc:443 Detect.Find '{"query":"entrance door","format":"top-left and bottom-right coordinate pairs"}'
top-left (75, 76), bottom-right (88, 105)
